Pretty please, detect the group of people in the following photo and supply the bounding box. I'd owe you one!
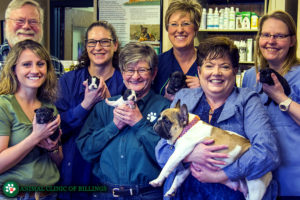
[0,0,299,200]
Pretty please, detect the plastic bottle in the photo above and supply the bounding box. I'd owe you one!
[219,9,224,29]
[247,38,253,62]
[200,8,207,29]
[207,8,214,29]
[229,7,235,29]
[239,40,247,62]
[223,7,229,29]
[213,7,219,29]
[251,12,258,30]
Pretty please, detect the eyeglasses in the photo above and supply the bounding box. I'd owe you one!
[6,18,40,27]
[260,33,292,40]
[85,39,114,47]
[123,68,152,76]
[167,22,193,29]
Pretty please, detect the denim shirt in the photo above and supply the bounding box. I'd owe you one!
[152,48,198,95]
[0,40,64,78]
[155,87,280,200]
[243,66,300,196]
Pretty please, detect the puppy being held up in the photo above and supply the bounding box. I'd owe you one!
[259,68,291,106]
[88,76,100,91]
[35,107,59,141]
[149,100,272,200]
[167,71,187,95]
[105,89,137,109]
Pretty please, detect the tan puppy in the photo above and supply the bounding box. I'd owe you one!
[149,101,272,200]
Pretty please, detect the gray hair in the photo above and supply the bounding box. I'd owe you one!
[119,42,158,74]
[5,0,44,24]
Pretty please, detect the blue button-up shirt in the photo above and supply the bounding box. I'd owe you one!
[55,67,126,200]
[156,87,280,200]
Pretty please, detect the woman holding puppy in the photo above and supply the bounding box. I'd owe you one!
[0,39,62,200]
[242,11,300,197]
[153,0,202,100]
[156,37,280,199]
[55,21,125,200]
[77,42,170,199]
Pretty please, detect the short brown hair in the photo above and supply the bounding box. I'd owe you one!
[165,0,202,31]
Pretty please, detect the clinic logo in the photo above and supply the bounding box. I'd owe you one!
[2,181,19,197]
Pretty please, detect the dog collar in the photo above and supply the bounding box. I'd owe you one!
[175,115,200,143]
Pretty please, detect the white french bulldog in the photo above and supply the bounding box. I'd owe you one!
[149,101,272,200]
[105,89,137,109]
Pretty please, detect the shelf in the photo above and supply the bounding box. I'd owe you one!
[199,29,258,32]
[239,61,254,64]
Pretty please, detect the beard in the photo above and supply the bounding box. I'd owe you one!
[5,27,43,46]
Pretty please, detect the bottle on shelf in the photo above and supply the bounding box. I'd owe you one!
[229,7,235,30]
[223,7,229,29]
[239,40,247,62]
[219,9,224,29]
[247,38,253,62]
[207,8,214,29]
[213,7,219,29]
[200,8,207,30]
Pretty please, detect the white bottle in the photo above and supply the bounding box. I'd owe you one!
[200,8,207,29]
[219,9,224,29]
[247,38,253,62]
[223,7,229,29]
[229,7,235,29]
[207,8,214,30]
[239,40,247,62]
[213,7,219,29]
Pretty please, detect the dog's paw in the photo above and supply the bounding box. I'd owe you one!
[149,179,162,187]
[165,189,176,197]
[147,112,157,122]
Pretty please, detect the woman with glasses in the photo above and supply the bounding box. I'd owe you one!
[55,21,126,200]
[153,0,202,101]
[242,11,300,197]
[77,42,170,200]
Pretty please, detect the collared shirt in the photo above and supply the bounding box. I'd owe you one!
[243,66,300,196]
[77,90,170,187]
[55,67,126,200]
[0,40,64,78]
[155,87,280,200]
[152,48,198,95]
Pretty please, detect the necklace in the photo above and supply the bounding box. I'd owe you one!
[209,108,214,115]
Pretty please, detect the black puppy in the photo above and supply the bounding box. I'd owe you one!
[259,68,291,106]
[88,76,100,90]
[167,71,187,95]
[34,107,59,141]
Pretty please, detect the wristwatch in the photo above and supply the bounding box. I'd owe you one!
[279,98,292,111]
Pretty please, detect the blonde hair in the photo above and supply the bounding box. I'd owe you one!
[0,40,57,103]
[165,0,202,31]
[255,10,299,75]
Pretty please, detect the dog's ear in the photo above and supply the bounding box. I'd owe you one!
[179,104,189,126]
[175,100,181,109]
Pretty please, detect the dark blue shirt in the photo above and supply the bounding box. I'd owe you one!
[153,48,198,95]
[55,67,126,200]
[0,40,64,78]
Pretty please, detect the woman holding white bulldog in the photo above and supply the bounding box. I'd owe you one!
[77,42,170,200]
[155,37,280,200]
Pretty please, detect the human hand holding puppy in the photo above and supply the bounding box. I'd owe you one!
[81,78,111,110]
[113,102,143,129]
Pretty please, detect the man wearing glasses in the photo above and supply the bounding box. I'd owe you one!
[0,0,64,78]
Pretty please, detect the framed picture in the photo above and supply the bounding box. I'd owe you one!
[98,0,162,54]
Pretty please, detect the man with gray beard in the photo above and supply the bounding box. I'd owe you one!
[0,0,64,78]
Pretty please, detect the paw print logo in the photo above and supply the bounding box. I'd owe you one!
[3,181,19,197]
[147,112,157,122]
